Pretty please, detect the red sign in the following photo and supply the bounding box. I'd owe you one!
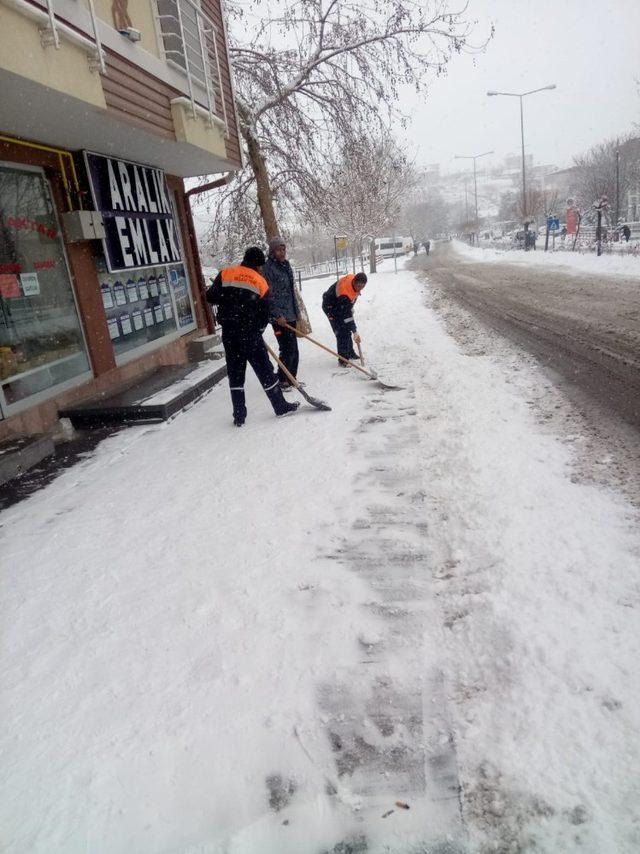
[566,208,578,235]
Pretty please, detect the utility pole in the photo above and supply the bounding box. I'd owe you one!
[455,151,493,245]
[487,85,556,250]
[615,148,620,230]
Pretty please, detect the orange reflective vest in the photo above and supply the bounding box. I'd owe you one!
[336,273,359,303]
[221,265,269,298]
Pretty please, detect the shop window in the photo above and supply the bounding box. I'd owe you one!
[97,258,194,359]
[0,163,90,413]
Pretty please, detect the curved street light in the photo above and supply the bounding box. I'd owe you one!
[454,150,494,237]
[487,85,557,245]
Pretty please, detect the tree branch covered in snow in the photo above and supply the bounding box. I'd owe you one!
[198,0,486,256]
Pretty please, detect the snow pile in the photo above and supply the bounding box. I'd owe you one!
[455,239,640,279]
[1,258,639,852]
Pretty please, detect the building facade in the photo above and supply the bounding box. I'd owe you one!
[0,0,241,439]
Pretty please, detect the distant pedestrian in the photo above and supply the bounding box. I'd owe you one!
[622,224,631,242]
[424,240,431,256]
[263,236,299,390]
[322,272,367,364]
[206,247,299,426]
[413,241,418,256]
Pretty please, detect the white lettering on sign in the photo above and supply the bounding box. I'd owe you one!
[133,166,149,213]
[157,220,170,263]
[118,161,135,211]
[142,169,158,213]
[115,217,134,266]
[142,220,160,264]
[108,159,124,210]
[166,219,179,259]
[86,152,184,272]
[129,218,149,266]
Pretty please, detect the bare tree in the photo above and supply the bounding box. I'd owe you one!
[307,132,415,269]
[207,0,484,242]
[573,135,640,221]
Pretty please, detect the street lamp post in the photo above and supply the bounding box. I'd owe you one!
[454,150,494,242]
[487,85,556,249]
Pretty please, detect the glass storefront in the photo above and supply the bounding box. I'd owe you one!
[0,163,90,414]
[97,258,195,360]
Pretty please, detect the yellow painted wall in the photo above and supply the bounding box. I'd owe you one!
[171,101,228,160]
[93,0,160,59]
[0,6,106,108]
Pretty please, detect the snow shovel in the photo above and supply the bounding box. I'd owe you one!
[356,341,365,366]
[282,323,402,390]
[264,342,332,411]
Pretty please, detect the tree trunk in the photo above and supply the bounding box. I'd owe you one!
[369,238,377,274]
[242,126,280,239]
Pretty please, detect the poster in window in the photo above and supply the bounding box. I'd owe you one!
[163,302,173,320]
[132,310,144,331]
[101,282,114,309]
[126,279,138,302]
[148,275,159,297]
[120,313,133,335]
[113,281,127,306]
[158,273,168,295]
[107,317,120,339]
[20,272,40,296]
[154,304,164,323]
[144,307,154,326]
[0,274,21,298]
[137,276,149,300]
[169,266,194,328]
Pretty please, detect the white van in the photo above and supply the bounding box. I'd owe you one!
[374,237,406,258]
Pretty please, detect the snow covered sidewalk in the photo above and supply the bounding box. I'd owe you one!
[1,260,639,852]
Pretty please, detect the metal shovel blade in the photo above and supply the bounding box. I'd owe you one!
[298,386,332,411]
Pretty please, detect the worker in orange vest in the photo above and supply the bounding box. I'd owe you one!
[322,272,367,364]
[206,247,299,426]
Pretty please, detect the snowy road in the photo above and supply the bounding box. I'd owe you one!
[415,242,640,434]
[2,257,640,852]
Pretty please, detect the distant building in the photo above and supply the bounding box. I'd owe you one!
[543,166,579,202]
[504,152,534,173]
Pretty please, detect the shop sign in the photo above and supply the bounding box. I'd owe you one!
[84,152,182,273]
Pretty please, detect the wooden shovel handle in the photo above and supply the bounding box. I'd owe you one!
[282,322,376,380]
[264,341,299,388]
[357,341,364,366]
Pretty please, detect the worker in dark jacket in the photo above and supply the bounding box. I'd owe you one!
[263,235,299,389]
[206,247,299,426]
[322,272,367,364]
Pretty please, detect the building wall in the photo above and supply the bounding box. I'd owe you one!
[102,49,177,138]
[0,5,106,108]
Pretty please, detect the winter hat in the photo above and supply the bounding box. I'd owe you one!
[268,236,286,253]
[242,246,266,269]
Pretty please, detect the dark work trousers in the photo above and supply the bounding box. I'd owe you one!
[222,326,289,420]
[272,321,299,382]
[326,314,357,361]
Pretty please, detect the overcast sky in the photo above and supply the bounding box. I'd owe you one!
[400,0,640,175]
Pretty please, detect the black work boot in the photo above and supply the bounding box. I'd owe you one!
[277,400,300,418]
[266,384,298,416]
[230,389,247,427]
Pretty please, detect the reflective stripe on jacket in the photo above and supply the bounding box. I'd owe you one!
[221,265,269,298]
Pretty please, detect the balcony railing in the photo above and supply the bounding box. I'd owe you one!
[154,0,228,135]
[1,0,106,72]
